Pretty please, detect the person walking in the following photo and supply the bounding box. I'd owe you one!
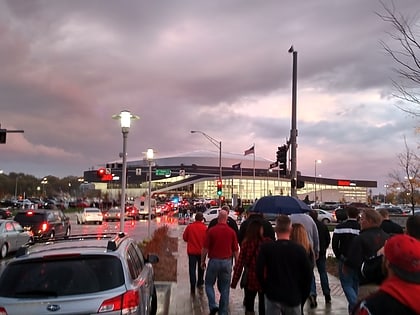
[353,234,420,315]
[290,212,319,309]
[182,211,207,295]
[331,206,361,314]
[378,208,404,235]
[201,209,239,315]
[290,223,315,312]
[256,215,313,315]
[308,210,332,306]
[231,220,271,315]
[346,209,389,301]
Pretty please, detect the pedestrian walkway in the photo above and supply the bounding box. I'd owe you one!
[168,224,350,315]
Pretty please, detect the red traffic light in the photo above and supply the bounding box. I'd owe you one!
[97,168,106,178]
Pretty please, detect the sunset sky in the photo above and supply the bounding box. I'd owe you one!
[1,0,419,194]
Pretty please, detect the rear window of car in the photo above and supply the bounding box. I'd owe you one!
[0,255,124,297]
[86,209,101,213]
[14,212,45,224]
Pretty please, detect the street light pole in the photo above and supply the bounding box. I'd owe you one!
[190,130,222,207]
[146,149,154,239]
[113,110,139,233]
[314,160,321,202]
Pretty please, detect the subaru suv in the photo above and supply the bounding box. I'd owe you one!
[0,233,159,315]
[13,209,71,241]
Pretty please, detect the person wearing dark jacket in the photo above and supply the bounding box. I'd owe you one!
[256,215,312,314]
[308,210,331,307]
[378,208,403,235]
[332,206,361,314]
[238,212,275,245]
[353,234,420,315]
[346,209,389,302]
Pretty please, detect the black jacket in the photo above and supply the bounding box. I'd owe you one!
[332,219,360,260]
[314,219,330,257]
[380,219,404,235]
[345,227,389,285]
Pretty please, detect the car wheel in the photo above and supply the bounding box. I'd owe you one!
[150,286,157,315]
[322,218,330,224]
[99,221,103,225]
[0,243,8,259]
[49,231,55,239]
[76,217,80,224]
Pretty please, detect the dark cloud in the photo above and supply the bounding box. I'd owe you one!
[0,0,418,195]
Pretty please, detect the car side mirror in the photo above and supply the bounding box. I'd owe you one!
[146,253,159,264]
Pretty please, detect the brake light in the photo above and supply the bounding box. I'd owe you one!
[98,290,140,313]
[27,211,34,215]
[41,222,48,232]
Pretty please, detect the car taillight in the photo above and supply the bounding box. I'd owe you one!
[41,222,48,232]
[98,290,140,313]
[0,307,8,315]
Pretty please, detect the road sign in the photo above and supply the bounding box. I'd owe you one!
[179,169,185,176]
[136,168,142,176]
[155,169,171,176]
[269,161,278,169]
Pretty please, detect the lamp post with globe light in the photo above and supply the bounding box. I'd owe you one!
[112,110,139,233]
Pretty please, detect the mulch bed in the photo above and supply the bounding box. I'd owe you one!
[139,225,178,281]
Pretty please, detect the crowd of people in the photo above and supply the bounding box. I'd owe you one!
[182,204,420,315]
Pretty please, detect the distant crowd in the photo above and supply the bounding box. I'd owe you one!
[182,205,420,315]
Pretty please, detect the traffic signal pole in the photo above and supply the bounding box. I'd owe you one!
[289,46,298,197]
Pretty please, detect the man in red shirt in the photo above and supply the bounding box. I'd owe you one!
[201,207,239,315]
[183,211,207,295]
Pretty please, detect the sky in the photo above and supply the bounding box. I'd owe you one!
[0,0,419,194]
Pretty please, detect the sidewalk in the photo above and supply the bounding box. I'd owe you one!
[168,224,350,315]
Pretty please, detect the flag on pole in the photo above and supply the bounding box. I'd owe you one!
[232,162,241,170]
[244,145,255,156]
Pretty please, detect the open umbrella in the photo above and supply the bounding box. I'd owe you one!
[249,195,311,215]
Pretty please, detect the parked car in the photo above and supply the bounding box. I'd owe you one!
[316,209,336,224]
[103,207,122,222]
[14,209,71,241]
[202,207,238,222]
[0,220,33,259]
[0,208,12,219]
[0,233,159,315]
[76,207,103,225]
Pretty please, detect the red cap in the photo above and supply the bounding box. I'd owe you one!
[384,234,420,283]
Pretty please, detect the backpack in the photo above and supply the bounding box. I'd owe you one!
[360,254,386,285]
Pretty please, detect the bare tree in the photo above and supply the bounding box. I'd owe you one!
[389,137,420,213]
[377,1,420,117]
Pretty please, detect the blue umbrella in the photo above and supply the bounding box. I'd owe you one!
[249,195,311,215]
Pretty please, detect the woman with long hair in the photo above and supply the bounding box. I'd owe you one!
[290,222,315,313]
[231,219,271,315]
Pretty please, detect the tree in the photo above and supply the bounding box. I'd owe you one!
[378,1,420,117]
[388,137,420,213]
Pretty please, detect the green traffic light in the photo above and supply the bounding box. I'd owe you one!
[217,190,222,196]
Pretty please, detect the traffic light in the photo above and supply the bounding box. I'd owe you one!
[216,179,222,196]
[0,129,6,144]
[276,145,288,176]
[97,168,112,181]
[97,168,106,179]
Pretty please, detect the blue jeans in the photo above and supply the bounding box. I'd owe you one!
[205,258,232,315]
[188,254,204,289]
[311,255,331,297]
[338,260,359,314]
[265,296,301,315]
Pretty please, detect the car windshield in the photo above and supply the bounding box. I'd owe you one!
[0,255,124,297]
[86,209,100,213]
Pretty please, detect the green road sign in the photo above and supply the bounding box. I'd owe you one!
[155,169,171,176]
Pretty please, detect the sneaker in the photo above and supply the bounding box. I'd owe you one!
[325,294,331,304]
[209,307,219,315]
[309,295,317,308]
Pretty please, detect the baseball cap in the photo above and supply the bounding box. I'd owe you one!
[384,234,420,284]
[195,212,204,221]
